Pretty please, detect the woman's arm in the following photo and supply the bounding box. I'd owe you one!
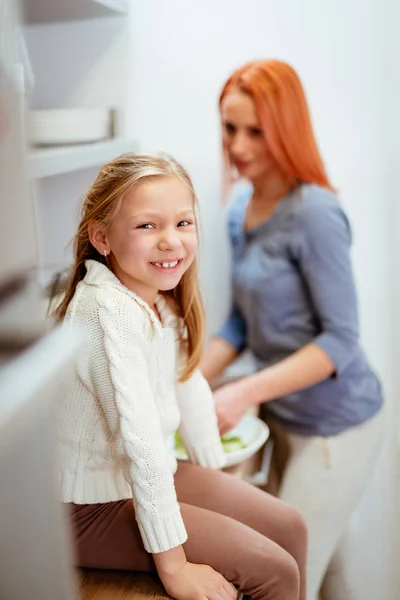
[202,189,249,385]
[249,342,335,403]
[214,343,334,433]
[201,302,247,384]
[200,337,239,384]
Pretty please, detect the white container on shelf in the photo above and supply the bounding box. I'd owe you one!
[29,108,111,146]
[24,0,130,24]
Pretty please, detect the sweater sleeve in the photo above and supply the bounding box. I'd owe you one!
[176,367,226,470]
[95,288,187,553]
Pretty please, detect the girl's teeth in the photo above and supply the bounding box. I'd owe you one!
[153,261,179,268]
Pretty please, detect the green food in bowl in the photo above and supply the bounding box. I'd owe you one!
[220,434,247,453]
[174,432,246,455]
[174,432,186,454]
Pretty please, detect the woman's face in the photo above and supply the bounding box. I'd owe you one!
[221,90,278,183]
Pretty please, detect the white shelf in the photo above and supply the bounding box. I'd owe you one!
[24,0,129,24]
[29,138,137,179]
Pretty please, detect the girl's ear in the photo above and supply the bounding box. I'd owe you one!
[88,220,109,257]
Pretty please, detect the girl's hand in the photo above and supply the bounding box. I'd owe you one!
[160,561,237,600]
[213,382,250,435]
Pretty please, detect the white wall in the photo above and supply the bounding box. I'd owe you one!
[127,1,396,598]
[383,0,400,591]
[385,0,400,423]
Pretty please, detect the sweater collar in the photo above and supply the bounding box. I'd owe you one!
[84,260,177,331]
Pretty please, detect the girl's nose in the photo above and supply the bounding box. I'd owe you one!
[158,229,181,251]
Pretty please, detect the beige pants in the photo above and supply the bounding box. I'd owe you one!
[68,462,307,599]
[265,410,384,600]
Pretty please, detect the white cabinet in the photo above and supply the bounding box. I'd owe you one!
[0,0,39,281]
[0,308,81,599]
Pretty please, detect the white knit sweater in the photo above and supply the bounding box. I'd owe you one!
[58,260,226,553]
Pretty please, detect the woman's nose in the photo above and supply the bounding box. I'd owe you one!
[231,131,249,156]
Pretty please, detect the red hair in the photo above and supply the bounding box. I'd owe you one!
[220,60,334,191]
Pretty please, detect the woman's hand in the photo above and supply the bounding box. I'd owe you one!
[159,561,236,600]
[213,382,250,435]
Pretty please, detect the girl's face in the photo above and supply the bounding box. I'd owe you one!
[221,90,279,183]
[105,176,197,305]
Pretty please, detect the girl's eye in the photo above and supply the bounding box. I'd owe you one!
[178,220,191,227]
[137,223,154,229]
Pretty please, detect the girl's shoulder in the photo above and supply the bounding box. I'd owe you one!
[66,260,161,337]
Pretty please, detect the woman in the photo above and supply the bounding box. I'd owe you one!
[201,60,384,600]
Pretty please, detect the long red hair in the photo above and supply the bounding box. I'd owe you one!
[220,59,334,191]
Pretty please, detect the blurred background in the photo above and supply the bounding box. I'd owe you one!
[1,1,399,598]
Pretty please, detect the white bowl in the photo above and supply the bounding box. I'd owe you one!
[29,108,111,146]
[175,415,270,468]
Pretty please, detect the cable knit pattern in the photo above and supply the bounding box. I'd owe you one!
[58,259,226,553]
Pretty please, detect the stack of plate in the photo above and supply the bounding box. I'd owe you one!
[29,108,111,146]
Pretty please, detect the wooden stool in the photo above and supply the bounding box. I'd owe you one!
[77,568,173,599]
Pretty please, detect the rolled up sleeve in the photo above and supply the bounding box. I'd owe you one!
[296,192,359,376]
[216,301,247,352]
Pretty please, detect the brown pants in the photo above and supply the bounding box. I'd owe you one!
[68,462,307,600]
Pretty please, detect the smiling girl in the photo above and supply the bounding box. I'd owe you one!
[55,153,306,600]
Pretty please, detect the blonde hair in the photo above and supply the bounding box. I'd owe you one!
[55,153,204,381]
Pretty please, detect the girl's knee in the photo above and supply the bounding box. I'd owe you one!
[290,506,308,544]
[271,550,300,599]
[247,542,300,599]
[283,505,308,556]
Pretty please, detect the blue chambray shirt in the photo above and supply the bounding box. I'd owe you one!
[216,183,383,436]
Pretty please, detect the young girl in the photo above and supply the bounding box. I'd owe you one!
[55,153,307,600]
